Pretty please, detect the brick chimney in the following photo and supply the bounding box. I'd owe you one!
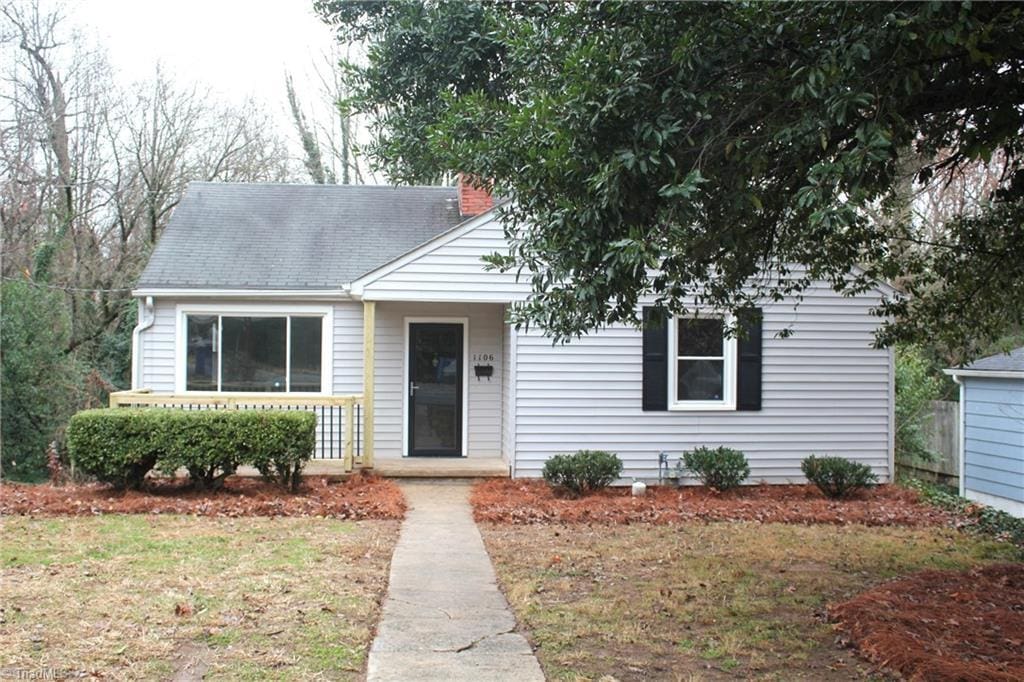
[457,173,494,217]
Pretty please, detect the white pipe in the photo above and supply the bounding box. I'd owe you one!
[130,296,155,390]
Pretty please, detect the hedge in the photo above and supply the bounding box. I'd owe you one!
[679,446,750,491]
[65,409,166,490]
[67,408,316,491]
[542,450,623,497]
[801,455,878,499]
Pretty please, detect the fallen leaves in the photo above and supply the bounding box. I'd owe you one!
[0,473,406,520]
[830,563,1024,681]
[471,479,955,528]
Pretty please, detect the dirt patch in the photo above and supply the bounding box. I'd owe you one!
[830,562,1024,681]
[169,641,211,682]
[472,479,953,527]
[0,473,405,520]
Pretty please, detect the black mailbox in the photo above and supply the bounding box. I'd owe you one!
[474,364,494,379]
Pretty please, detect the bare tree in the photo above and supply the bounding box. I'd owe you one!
[1,0,296,385]
[284,45,377,185]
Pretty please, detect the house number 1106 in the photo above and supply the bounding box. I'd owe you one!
[473,353,495,362]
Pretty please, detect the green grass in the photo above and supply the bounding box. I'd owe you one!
[482,522,1021,681]
[2,515,400,680]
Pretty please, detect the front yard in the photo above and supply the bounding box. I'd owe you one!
[476,481,1023,681]
[1,514,400,680]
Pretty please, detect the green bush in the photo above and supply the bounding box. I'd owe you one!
[239,412,316,492]
[680,446,749,490]
[66,409,165,489]
[895,345,944,465]
[801,455,878,499]
[542,450,623,496]
[1,280,83,481]
[156,411,248,489]
[67,408,316,491]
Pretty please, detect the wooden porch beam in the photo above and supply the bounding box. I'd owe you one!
[362,300,376,468]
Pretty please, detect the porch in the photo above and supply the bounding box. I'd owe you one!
[120,295,514,476]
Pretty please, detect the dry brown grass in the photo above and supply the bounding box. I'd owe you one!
[1,515,400,680]
[481,522,1022,681]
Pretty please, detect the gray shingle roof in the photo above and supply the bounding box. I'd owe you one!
[962,346,1024,373]
[137,182,464,290]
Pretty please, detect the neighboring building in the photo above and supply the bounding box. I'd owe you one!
[946,348,1024,517]
[124,179,897,482]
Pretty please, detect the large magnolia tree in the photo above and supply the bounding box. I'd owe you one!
[318,0,1023,357]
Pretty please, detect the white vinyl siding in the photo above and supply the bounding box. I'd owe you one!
[371,301,504,459]
[511,283,893,483]
[360,218,530,302]
[332,302,364,395]
[140,300,177,391]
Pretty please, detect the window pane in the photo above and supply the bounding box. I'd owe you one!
[677,359,724,401]
[290,317,323,392]
[221,317,286,392]
[678,318,723,357]
[186,315,217,391]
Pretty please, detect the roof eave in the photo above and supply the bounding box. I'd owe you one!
[943,368,1024,380]
[132,287,352,300]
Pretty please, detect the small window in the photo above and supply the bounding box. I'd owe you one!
[184,314,324,393]
[671,315,736,409]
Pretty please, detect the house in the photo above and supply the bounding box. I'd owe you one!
[123,178,896,482]
[945,348,1024,517]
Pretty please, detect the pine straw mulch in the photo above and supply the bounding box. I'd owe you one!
[0,473,405,520]
[472,479,955,527]
[829,562,1024,681]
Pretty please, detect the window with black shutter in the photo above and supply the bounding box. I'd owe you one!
[641,307,762,412]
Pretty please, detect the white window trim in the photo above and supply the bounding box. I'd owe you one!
[402,316,470,458]
[667,313,737,411]
[174,303,334,395]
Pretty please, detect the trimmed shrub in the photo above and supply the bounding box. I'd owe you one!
[542,450,623,497]
[67,408,316,491]
[801,455,878,499]
[67,409,165,489]
[156,411,248,490]
[680,446,750,490]
[241,411,316,492]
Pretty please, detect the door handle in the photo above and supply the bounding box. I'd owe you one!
[409,382,419,397]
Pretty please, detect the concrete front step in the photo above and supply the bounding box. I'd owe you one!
[372,457,510,479]
[231,456,510,480]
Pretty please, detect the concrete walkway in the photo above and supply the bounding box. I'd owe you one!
[366,481,545,681]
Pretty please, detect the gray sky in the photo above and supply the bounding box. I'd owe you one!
[75,0,337,108]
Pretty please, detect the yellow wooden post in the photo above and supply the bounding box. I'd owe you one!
[343,398,355,472]
[362,300,376,468]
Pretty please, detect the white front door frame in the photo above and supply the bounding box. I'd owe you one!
[402,316,470,457]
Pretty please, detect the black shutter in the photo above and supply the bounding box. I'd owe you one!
[642,306,669,411]
[736,307,763,411]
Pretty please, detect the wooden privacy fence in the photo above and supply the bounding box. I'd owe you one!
[109,389,365,472]
[896,400,960,484]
